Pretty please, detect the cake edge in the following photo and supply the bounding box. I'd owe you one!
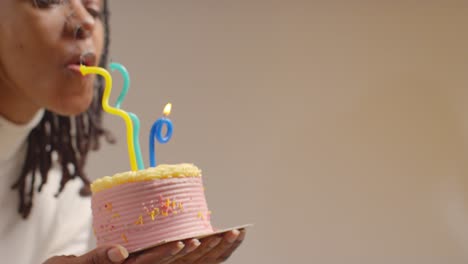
[91,163,202,193]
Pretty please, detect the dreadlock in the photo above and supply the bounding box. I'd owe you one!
[12,0,113,219]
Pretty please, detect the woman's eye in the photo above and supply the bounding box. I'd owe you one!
[34,0,63,8]
[33,0,102,19]
[86,7,103,19]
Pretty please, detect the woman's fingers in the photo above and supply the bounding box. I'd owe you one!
[43,245,129,264]
[171,235,223,264]
[125,241,185,264]
[160,239,201,264]
[193,230,242,264]
[216,229,246,262]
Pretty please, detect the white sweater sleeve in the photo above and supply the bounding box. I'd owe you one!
[40,172,94,261]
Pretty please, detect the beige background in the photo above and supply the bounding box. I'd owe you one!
[87,1,468,263]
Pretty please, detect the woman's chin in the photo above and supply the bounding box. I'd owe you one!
[50,97,94,116]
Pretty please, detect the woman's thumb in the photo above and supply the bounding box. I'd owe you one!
[73,245,129,264]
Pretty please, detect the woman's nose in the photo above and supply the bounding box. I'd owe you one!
[65,1,95,39]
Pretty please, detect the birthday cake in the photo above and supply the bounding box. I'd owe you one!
[82,63,247,254]
[90,163,214,253]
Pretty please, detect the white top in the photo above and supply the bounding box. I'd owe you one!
[0,110,93,264]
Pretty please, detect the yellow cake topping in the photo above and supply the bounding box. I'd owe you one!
[91,163,202,193]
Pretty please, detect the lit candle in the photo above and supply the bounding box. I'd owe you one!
[80,65,138,171]
[109,62,144,170]
[149,103,173,167]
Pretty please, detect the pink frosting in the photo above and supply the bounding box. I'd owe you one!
[91,177,213,252]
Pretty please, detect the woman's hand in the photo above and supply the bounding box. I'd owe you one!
[43,229,246,264]
[129,229,246,264]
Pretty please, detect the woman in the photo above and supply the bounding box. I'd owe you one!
[0,0,245,263]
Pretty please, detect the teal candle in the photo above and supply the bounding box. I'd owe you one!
[109,62,144,170]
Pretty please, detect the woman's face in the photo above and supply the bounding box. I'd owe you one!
[0,0,104,122]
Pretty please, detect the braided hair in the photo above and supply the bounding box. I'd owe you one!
[12,0,113,219]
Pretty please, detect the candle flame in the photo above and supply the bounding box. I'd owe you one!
[163,103,172,116]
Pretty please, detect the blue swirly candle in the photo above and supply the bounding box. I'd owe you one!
[149,103,173,167]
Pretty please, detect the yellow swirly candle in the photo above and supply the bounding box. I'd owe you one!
[79,65,138,171]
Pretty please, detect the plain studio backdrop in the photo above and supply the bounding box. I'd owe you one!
[86,1,468,263]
